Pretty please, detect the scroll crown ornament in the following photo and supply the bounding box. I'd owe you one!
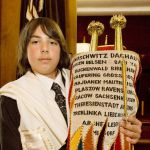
[87,20,104,36]
[110,14,127,29]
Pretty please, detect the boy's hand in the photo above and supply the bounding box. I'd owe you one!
[120,116,142,144]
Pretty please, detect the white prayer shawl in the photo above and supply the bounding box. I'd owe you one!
[0,69,70,150]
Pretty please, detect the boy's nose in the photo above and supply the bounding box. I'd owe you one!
[41,49,48,53]
[41,43,49,53]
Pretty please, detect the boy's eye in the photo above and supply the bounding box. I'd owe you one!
[32,41,38,44]
[49,39,58,45]
[50,41,57,45]
[30,39,39,44]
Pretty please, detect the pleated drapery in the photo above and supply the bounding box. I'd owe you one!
[20,0,66,36]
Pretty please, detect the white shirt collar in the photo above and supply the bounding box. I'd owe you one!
[35,70,65,93]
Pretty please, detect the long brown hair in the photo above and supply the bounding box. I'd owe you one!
[17,17,70,76]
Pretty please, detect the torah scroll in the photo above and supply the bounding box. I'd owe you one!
[68,50,141,150]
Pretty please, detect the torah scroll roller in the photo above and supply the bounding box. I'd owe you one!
[110,15,128,118]
[87,20,104,51]
[110,14,126,51]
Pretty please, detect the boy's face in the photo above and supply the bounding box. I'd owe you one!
[27,26,60,79]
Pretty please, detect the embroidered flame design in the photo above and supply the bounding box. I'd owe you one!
[83,125,94,150]
[70,126,83,150]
